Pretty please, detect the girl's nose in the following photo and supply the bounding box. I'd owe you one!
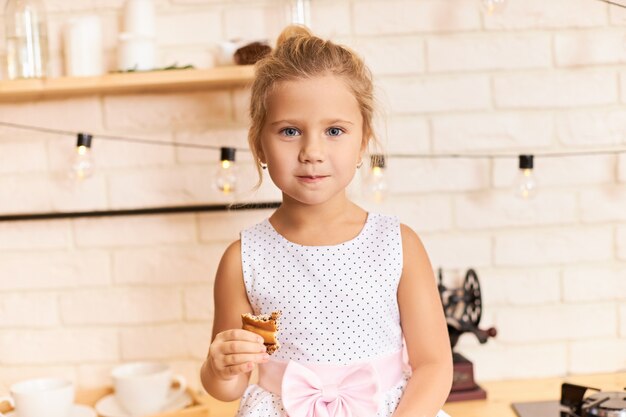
[299,137,325,164]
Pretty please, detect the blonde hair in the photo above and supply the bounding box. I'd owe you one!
[248,25,378,187]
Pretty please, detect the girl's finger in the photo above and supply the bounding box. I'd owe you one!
[218,329,265,344]
[222,352,270,367]
[223,361,256,377]
[220,340,267,355]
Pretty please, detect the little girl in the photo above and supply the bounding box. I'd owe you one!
[201,25,453,417]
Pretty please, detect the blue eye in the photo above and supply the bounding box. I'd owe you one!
[327,127,344,137]
[281,127,300,137]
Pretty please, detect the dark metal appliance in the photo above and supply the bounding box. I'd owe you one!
[438,268,497,401]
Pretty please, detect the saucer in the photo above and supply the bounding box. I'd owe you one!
[95,392,192,417]
[5,404,96,417]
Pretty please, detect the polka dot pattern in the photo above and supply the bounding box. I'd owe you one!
[237,213,452,417]
[241,213,404,364]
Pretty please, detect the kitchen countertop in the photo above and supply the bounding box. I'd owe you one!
[442,372,626,417]
[74,372,626,417]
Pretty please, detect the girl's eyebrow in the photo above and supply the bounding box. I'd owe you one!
[270,119,354,126]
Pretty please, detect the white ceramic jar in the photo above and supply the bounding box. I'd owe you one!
[63,15,104,77]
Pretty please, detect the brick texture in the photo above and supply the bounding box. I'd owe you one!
[0,0,625,390]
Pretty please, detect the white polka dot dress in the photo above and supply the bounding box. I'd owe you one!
[236,213,451,417]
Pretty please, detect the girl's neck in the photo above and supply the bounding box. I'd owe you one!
[269,195,368,247]
[272,193,363,230]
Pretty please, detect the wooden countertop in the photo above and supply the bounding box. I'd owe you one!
[443,372,626,417]
[72,372,626,417]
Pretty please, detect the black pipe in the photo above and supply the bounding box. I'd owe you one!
[0,202,281,222]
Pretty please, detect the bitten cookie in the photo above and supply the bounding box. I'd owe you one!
[241,311,281,355]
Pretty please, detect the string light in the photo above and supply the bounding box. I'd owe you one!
[481,0,507,15]
[3,121,626,204]
[215,147,238,195]
[516,154,537,200]
[68,133,94,180]
[363,154,389,203]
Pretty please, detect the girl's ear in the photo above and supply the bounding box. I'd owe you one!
[360,135,369,156]
[257,149,267,164]
[257,146,267,165]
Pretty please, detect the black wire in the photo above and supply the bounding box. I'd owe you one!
[387,147,626,159]
[387,153,506,159]
[0,120,75,136]
[3,120,626,159]
[0,120,251,152]
[95,132,248,151]
[595,0,626,8]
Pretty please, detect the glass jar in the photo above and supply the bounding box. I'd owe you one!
[4,0,49,79]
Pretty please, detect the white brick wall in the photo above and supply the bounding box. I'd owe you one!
[494,227,613,266]
[482,0,607,30]
[455,190,577,229]
[59,288,184,324]
[427,34,552,72]
[353,0,481,35]
[113,244,224,284]
[562,265,626,302]
[478,268,561,306]
[351,36,426,76]
[102,91,233,131]
[460,342,568,380]
[379,75,491,113]
[569,339,626,374]
[432,112,554,152]
[555,30,626,67]
[0,0,625,394]
[493,71,618,109]
[555,109,626,146]
[0,329,119,364]
[494,303,617,343]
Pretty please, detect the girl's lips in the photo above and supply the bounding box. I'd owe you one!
[297,175,329,183]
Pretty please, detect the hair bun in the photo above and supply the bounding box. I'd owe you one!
[276,24,313,48]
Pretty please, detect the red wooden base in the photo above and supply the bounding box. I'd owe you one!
[446,352,488,402]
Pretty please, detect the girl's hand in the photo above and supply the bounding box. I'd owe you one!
[207,329,270,381]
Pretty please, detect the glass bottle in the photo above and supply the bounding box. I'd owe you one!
[4,0,49,79]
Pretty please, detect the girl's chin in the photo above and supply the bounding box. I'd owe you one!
[282,190,348,207]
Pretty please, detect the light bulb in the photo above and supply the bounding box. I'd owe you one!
[68,133,94,180]
[516,154,537,200]
[481,0,506,16]
[363,154,389,203]
[215,147,238,195]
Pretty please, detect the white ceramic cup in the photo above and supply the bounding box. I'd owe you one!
[112,362,187,416]
[0,378,74,417]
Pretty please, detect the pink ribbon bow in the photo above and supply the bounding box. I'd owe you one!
[281,360,380,417]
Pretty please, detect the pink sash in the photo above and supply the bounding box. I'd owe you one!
[258,350,406,417]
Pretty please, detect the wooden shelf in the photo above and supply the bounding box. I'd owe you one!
[0,65,255,102]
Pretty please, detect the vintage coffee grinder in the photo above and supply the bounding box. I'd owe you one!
[438,268,497,401]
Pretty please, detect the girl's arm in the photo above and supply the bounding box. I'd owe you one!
[200,240,268,402]
[393,224,453,417]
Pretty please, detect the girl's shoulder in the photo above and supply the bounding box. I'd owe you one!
[367,213,424,249]
[366,212,402,232]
